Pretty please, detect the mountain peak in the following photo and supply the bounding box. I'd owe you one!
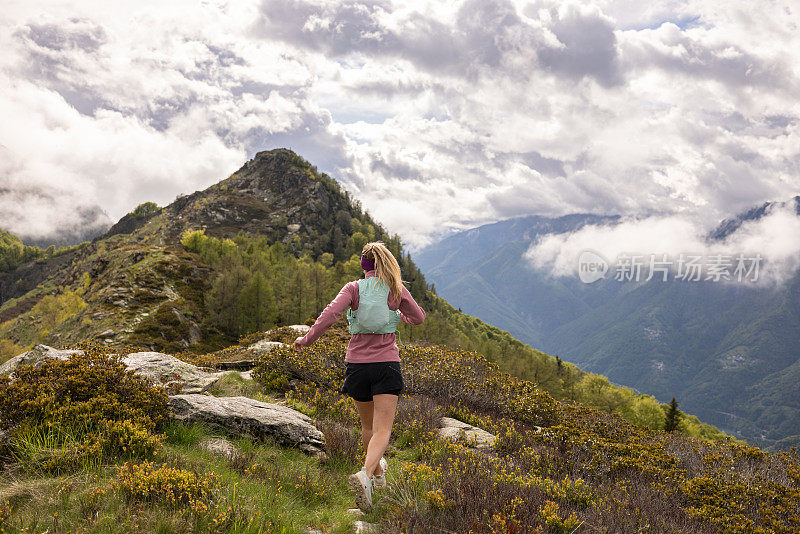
[222,148,317,195]
[133,148,356,245]
[709,195,800,241]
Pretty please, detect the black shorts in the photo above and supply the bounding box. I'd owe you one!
[340,361,404,402]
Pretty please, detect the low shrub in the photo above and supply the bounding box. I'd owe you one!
[0,341,168,472]
[116,460,217,514]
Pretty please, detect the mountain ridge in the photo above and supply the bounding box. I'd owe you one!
[0,148,730,444]
[416,200,800,449]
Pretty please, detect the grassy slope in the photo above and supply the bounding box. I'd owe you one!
[4,325,795,533]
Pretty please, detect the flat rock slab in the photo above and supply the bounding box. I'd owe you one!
[438,416,497,449]
[0,345,220,395]
[122,352,221,394]
[239,369,254,380]
[167,394,325,455]
[0,345,84,375]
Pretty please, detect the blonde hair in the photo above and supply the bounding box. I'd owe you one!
[362,241,404,304]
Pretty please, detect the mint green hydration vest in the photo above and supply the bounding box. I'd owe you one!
[346,278,402,335]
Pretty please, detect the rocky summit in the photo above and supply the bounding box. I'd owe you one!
[0,149,368,353]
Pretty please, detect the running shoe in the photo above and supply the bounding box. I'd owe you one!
[348,466,373,511]
[373,457,388,489]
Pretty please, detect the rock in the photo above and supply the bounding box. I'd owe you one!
[122,352,221,394]
[353,521,379,534]
[247,340,285,353]
[239,369,253,380]
[97,329,115,338]
[286,324,310,334]
[167,394,325,454]
[0,345,84,375]
[346,509,364,517]
[438,417,497,449]
[198,437,242,462]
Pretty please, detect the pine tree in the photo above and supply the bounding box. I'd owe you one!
[205,265,251,335]
[239,272,277,333]
[664,396,682,432]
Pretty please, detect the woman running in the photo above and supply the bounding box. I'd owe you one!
[293,241,426,511]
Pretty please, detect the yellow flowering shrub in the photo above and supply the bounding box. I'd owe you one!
[0,341,167,473]
[539,500,580,533]
[116,460,217,514]
[248,327,800,533]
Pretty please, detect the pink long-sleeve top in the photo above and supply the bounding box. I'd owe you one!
[296,269,426,363]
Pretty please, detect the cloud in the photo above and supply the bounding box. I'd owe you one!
[524,202,800,285]
[0,0,798,250]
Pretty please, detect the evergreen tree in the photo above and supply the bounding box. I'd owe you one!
[205,265,251,335]
[664,396,682,432]
[238,272,278,332]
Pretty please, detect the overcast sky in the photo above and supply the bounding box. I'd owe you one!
[1,0,798,250]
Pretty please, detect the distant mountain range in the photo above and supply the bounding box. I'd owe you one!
[416,197,800,449]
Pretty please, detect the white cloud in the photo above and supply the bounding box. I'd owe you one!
[0,0,798,250]
[524,202,800,285]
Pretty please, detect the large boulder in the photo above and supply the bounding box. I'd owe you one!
[0,345,220,394]
[167,394,325,455]
[438,417,497,450]
[0,345,84,375]
[122,352,221,394]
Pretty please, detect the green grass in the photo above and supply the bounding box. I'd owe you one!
[0,421,373,533]
[208,373,264,399]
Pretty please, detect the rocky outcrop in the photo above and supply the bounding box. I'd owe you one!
[167,394,325,455]
[0,345,84,375]
[122,352,220,394]
[438,417,497,450]
[0,345,220,394]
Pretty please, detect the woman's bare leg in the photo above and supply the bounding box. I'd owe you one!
[364,393,398,478]
[353,399,374,451]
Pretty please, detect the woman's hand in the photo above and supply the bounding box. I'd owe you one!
[293,337,304,352]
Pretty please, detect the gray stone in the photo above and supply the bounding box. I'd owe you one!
[438,417,497,449]
[122,352,221,394]
[0,345,84,375]
[167,394,325,454]
[353,521,379,534]
[286,324,310,334]
[198,437,242,462]
[247,340,285,353]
